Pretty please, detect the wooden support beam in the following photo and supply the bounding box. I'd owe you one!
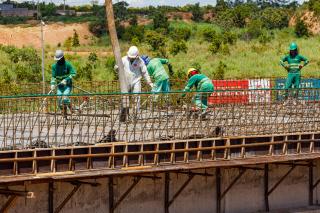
[267,165,296,196]
[264,164,269,212]
[221,168,246,199]
[175,171,214,177]
[111,177,141,212]
[168,174,195,206]
[109,177,114,213]
[48,182,54,213]
[0,195,17,213]
[164,173,169,213]
[54,183,81,213]
[309,161,314,205]
[0,189,33,197]
[216,168,221,213]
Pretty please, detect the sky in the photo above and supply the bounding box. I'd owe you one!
[9,0,308,7]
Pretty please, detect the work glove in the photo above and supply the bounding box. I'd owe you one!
[299,65,304,70]
[149,83,154,89]
[114,65,119,71]
[61,79,67,86]
[50,85,55,91]
[285,66,290,71]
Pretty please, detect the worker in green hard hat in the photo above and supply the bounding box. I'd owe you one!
[50,50,77,116]
[181,68,214,118]
[280,42,309,103]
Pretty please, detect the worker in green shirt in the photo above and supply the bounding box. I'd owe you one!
[50,50,77,115]
[280,42,309,101]
[181,68,214,117]
[141,55,172,94]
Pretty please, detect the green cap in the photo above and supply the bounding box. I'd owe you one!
[289,42,298,51]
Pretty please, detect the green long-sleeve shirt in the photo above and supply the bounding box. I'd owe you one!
[280,54,309,73]
[51,61,76,86]
[183,74,214,96]
[146,58,169,82]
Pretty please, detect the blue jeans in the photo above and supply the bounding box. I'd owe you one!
[57,85,72,108]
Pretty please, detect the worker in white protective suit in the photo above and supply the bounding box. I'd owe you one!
[115,46,153,122]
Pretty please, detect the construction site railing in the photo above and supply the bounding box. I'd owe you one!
[0,88,319,150]
[2,77,314,96]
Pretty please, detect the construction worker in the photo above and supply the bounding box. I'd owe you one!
[115,46,153,121]
[50,50,76,116]
[280,42,309,103]
[181,68,214,118]
[141,55,172,94]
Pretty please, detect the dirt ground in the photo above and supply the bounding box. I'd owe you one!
[289,11,320,35]
[0,22,93,49]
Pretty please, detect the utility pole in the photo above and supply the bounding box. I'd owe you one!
[63,0,65,12]
[105,0,127,93]
[40,20,45,94]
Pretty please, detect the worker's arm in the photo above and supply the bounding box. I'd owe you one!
[159,58,169,64]
[141,64,153,86]
[300,55,309,67]
[50,65,57,86]
[65,62,77,81]
[181,77,196,97]
[280,56,288,68]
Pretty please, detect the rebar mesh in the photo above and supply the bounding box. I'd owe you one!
[0,88,319,150]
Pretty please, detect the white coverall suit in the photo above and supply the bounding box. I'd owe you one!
[120,56,152,111]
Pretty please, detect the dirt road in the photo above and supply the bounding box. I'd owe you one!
[0,22,93,48]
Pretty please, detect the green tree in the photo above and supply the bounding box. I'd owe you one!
[191,3,204,22]
[153,12,169,32]
[260,8,289,29]
[129,15,138,26]
[295,19,309,38]
[64,37,73,50]
[72,30,80,47]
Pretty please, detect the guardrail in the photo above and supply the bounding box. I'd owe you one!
[0,89,319,150]
[0,132,318,177]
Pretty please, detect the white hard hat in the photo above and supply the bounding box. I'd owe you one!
[127,46,139,59]
[54,50,64,61]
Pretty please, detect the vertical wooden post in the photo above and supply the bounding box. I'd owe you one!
[264,164,269,212]
[105,0,128,93]
[309,161,314,206]
[164,173,170,213]
[109,177,114,213]
[48,182,54,213]
[216,167,221,213]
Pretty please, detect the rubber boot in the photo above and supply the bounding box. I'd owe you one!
[120,107,129,122]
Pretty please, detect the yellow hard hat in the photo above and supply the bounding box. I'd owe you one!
[187,68,197,76]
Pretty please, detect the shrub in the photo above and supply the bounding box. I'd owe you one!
[64,37,73,50]
[244,19,264,40]
[72,30,80,47]
[222,31,237,45]
[170,27,192,41]
[202,27,218,42]
[153,12,169,32]
[214,61,226,80]
[295,19,309,38]
[145,31,167,51]
[208,37,222,54]
[123,26,145,42]
[105,56,117,80]
[169,41,188,56]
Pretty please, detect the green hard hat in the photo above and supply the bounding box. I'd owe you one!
[289,42,298,51]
